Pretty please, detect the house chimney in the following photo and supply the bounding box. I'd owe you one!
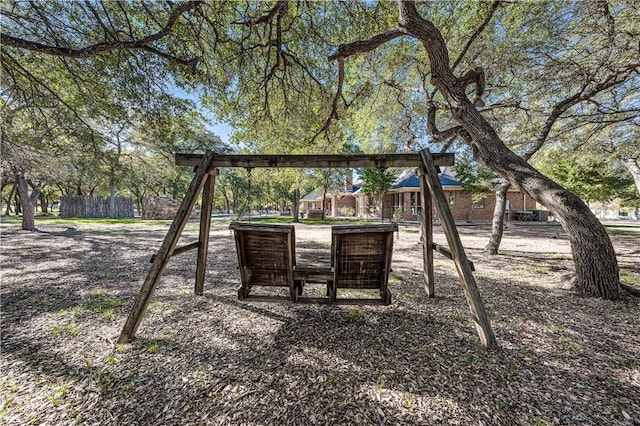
[345,170,353,192]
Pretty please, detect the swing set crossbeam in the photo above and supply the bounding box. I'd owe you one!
[175,153,454,169]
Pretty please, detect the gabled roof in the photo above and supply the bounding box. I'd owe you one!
[302,172,461,201]
[301,190,322,201]
[390,171,461,190]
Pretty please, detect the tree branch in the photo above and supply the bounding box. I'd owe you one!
[0,1,202,63]
[235,1,287,26]
[328,27,406,61]
[311,57,344,144]
[427,102,466,148]
[451,0,502,71]
[458,67,486,106]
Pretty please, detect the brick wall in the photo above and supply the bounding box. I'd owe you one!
[333,195,356,216]
[390,188,537,223]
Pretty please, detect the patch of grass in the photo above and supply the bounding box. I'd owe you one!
[65,322,81,336]
[390,274,404,282]
[48,383,70,406]
[347,308,365,321]
[147,341,159,353]
[558,336,581,353]
[82,294,124,313]
[605,225,640,235]
[50,320,81,337]
[533,266,549,274]
[93,370,117,395]
[620,269,640,286]
[83,295,124,320]
[107,353,116,365]
[531,417,551,426]
[30,217,142,225]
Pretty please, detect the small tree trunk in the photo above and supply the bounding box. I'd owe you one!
[467,204,475,223]
[485,181,510,254]
[5,184,16,215]
[15,172,36,231]
[109,168,117,218]
[321,190,328,220]
[14,190,22,214]
[292,188,300,223]
[39,193,48,214]
[222,192,230,214]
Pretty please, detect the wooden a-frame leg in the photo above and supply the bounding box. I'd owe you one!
[418,170,435,298]
[419,148,497,349]
[195,170,216,295]
[118,151,216,344]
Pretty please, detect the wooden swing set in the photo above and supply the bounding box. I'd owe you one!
[117,149,497,348]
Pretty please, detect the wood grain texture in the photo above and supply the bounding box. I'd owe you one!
[175,153,454,169]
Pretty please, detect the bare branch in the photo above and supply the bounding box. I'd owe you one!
[235,1,287,26]
[458,67,486,106]
[311,57,344,144]
[452,0,502,70]
[0,1,202,63]
[328,27,406,61]
[427,102,465,146]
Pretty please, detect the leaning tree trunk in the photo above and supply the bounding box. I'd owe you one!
[398,1,619,299]
[15,172,36,231]
[485,180,511,254]
[622,157,640,198]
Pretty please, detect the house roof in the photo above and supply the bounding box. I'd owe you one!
[390,171,461,190]
[302,172,461,200]
[301,190,322,201]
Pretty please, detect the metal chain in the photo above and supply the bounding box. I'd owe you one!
[246,167,253,221]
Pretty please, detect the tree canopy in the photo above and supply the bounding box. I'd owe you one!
[2,0,638,299]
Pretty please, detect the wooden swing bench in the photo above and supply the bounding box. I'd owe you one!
[230,222,397,305]
[118,150,497,348]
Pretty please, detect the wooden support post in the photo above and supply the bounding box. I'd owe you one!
[418,170,435,297]
[419,149,497,349]
[118,151,216,344]
[195,170,216,295]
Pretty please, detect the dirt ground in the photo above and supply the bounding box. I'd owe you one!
[1,219,639,425]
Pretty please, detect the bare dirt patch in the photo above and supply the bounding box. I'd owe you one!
[1,220,639,425]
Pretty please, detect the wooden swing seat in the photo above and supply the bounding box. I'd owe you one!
[330,224,397,305]
[230,222,300,302]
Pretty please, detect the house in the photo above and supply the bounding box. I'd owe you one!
[300,172,359,217]
[300,169,542,223]
[386,169,540,222]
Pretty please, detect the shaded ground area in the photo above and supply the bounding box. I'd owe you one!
[1,220,639,425]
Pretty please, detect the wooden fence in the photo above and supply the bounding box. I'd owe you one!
[60,195,134,218]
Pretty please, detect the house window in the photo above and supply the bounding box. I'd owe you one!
[473,198,485,209]
[410,192,421,215]
[393,193,404,213]
[448,192,456,205]
[357,196,365,216]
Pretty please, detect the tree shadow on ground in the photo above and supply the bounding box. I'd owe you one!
[2,223,639,425]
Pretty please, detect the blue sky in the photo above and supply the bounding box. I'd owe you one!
[171,82,234,144]
[208,121,234,144]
